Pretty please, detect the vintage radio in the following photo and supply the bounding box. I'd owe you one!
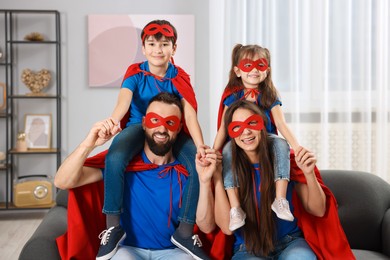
[13,175,53,207]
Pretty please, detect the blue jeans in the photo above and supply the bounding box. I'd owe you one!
[103,124,199,225]
[112,245,193,260]
[267,134,290,181]
[223,134,290,189]
[232,231,316,260]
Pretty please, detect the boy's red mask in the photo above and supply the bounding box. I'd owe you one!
[144,112,181,132]
[237,58,269,72]
[142,23,176,42]
[228,114,264,138]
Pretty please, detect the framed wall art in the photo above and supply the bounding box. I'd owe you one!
[24,114,52,149]
[88,14,195,88]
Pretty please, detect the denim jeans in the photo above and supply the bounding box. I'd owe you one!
[112,245,193,260]
[267,133,290,181]
[232,231,316,260]
[222,134,290,189]
[103,125,199,225]
[103,124,144,214]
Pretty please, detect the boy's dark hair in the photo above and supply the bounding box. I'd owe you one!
[141,20,177,45]
[148,92,183,114]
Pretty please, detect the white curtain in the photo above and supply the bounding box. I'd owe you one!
[209,0,390,183]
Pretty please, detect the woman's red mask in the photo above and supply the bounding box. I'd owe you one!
[142,23,176,42]
[228,114,265,138]
[144,112,181,132]
[237,58,269,72]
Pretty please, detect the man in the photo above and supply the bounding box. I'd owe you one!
[54,92,217,260]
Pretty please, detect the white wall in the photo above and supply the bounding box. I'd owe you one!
[1,0,211,159]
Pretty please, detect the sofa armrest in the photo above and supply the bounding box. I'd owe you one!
[19,206,67,260]
[383,208,390,257]
[55,189,68,208]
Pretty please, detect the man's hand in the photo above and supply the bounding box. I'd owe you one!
[294,146,317,176]
[97,117,121,138]
[81,119,120,149]
[196,148,222,184]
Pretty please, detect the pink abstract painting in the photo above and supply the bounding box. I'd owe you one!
[88,15,195,87]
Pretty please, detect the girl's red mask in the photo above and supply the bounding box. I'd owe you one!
[237,58,269,72]
[228,114,264,138]
[142,23,176,42]
[144,112,181,132]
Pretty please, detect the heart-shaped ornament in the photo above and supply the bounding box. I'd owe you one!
[21,69,51,95]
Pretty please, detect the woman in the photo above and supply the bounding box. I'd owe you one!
[214,100,327,259]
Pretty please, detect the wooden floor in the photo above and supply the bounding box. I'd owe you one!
[0,211,46,260]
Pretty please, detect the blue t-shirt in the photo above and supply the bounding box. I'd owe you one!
[103,151,188,249]
[122,61,183,126]
[233,164,300,249]
[224,90,281,134]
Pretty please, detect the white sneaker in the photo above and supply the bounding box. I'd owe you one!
[229,207,246,231]
[271,198,294,221]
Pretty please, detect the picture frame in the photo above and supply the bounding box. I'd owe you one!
[0,82,5,111]
[24,114,51,149]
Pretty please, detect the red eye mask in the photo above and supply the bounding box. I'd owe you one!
[228,114,265,138]
[237,58,269,72]
[142,23,176,42]
[144,112,181,132]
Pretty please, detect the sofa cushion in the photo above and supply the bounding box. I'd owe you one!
[55,189,68,208]
[322,170,390,253]
[19,206,67,260]
[352,249,390,260]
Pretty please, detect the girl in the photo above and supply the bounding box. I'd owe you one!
[213,44,301,231]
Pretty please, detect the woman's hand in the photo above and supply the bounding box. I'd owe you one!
[294,146,317,176]
[196,148,222,184]
[196,144,212,167]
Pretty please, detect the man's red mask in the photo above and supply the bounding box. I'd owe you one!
[144,112,181,132]
[228,114,265,138]
[142,23,176,42]
[237,58,269,72]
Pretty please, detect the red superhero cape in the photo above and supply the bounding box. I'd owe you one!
[289,150,355,260]
[121,62,197,134]
[217,86,242,130]
[56,152,233,260]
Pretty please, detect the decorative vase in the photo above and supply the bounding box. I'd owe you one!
[16,132,28,152]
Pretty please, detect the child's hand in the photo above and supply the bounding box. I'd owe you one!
[197,144,211,167]
[196,148,222,183]
[98,117,121,139]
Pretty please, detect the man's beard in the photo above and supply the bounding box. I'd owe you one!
[145,132,176,156]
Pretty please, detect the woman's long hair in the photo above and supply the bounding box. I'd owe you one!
[226,44,280,110]
[224,100,276,256]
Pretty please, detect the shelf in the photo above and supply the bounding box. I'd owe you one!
[9,94,60,99]
[9,148,59,154]
[8,40,59,45]
[0,9,61,211]
[0,164,9,171]
[0,201,55,210]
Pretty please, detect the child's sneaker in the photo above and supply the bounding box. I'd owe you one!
[271,198,294,221]
[96,225,126,260]
[229,207,246,231]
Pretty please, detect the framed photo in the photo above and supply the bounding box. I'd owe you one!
[24,114,51,149]
[0,82,5,111]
